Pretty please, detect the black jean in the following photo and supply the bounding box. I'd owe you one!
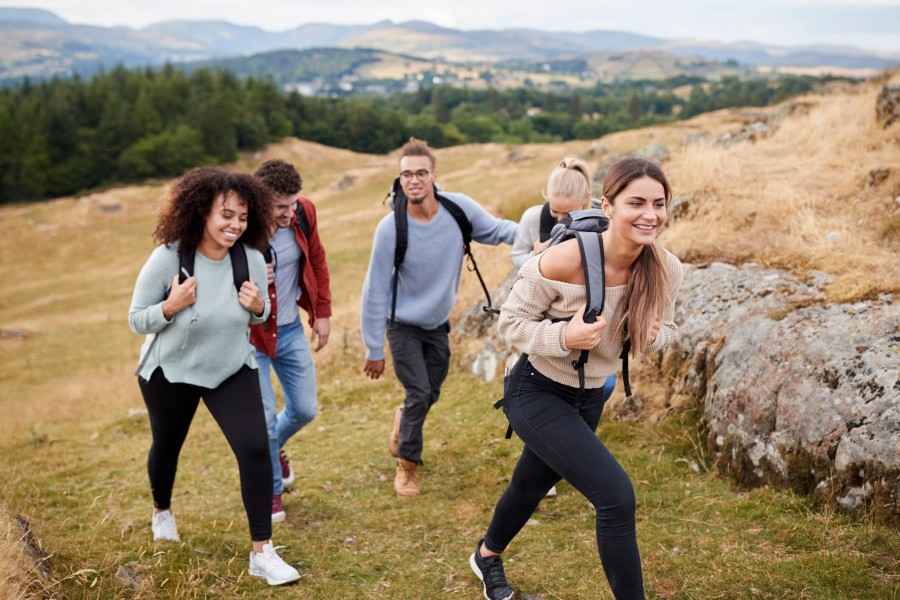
[386,321,451,464]
[484,355,644,600]
[138,366,273,542]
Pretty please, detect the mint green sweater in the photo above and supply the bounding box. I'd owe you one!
[128,243,270,388]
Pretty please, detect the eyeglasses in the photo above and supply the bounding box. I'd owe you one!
[399,169,431,181]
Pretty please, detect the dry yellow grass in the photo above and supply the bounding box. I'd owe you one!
[662,82,900,301]
[0,507,45,600]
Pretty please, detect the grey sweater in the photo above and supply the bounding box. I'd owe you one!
[128,243,270,388]
[360,191,517,360]
[510,204,544,269]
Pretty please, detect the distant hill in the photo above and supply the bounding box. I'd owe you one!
[0,6,66,25]
[0,10,895,83]
[179,46,745,95]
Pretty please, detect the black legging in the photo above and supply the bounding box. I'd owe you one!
[138,366,273,542]
[484,355,644,600]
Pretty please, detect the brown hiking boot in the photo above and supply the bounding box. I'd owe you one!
[388,406,402,458]
[394,458,420,496]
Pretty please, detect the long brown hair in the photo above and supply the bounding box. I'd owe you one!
[153,167,273,256]
[602,157,672,354]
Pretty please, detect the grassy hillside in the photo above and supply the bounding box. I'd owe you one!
[0,75,898,598]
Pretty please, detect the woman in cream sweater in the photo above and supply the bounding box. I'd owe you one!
[469,157,683,600]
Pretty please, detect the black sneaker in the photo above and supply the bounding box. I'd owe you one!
[469,539,515,600]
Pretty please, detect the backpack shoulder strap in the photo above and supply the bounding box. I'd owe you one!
[573,231,605,321]
[294,199,311,239]
[178,248,195,284]
[539,202,555,242]
[229,243,249,292]
[435,193,472,247]
[390,178,408,323]
[436,192,499,315]
[571,231,605,391]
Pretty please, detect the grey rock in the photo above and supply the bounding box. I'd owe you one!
[663,263,900,514]
[683,132,708,145]
[635,143,670,163]
[14,515,51,580]
[97,202,122,213]
[876,85,900,129]
[116,562,146,592]
[867,167,891,189]
[335,174,356,191]
[669,196,690,221]
[0,328,27,340]
[716,120,773,147]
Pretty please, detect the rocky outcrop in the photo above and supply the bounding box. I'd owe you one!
[876,85,900,129]
[664,263,898,515]
[457,261,900,516]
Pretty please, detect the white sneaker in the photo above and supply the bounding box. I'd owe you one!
[545,485,558,498]
[151,509,180,542]
[249,542,301,586]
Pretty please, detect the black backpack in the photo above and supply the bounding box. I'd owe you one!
[388,177,497,322]
[173,244,249,293]
[538,199,604,243]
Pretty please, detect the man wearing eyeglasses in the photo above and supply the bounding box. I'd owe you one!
[360,138,517,497]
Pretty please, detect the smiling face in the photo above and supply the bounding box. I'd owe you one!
[202,191,248,251]
[272,193,297,229]
[399,155,435,205]
[603,176,668,246]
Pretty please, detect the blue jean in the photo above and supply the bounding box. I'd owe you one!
[255,318,317,496]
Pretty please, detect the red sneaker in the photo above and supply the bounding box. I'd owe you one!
[279,450,295,490]
[271,494,286,524]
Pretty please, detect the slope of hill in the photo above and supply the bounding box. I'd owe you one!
[0,74,898,598]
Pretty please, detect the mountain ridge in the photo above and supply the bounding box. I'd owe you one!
[0,8,895,82]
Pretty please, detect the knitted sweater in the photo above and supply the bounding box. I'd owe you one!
[498,247,683,388]
[128,243,270,388]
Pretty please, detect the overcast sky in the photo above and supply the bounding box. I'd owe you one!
[4,0,899,52]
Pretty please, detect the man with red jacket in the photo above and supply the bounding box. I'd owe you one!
[250,160,332,523]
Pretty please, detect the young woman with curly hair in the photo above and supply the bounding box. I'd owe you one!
[128,167,300,586]
[469,158,684,600]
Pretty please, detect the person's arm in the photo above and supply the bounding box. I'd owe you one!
[245,248,271,325]
[360,217,396,361]
[454,193,518,246]
[128,245,178,335]
[511,206,540,269]
[300,198,332,319]
[648,251,684,352]
[497,260,571,358]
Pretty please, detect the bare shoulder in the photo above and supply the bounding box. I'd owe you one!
[537,239,583,284]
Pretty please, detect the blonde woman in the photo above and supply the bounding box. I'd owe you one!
[510,157,599,269]
[469,158,683,600]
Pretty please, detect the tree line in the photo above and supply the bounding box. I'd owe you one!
[0,65,831,203]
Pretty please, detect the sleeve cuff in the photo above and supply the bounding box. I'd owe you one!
[154,302,173,326]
